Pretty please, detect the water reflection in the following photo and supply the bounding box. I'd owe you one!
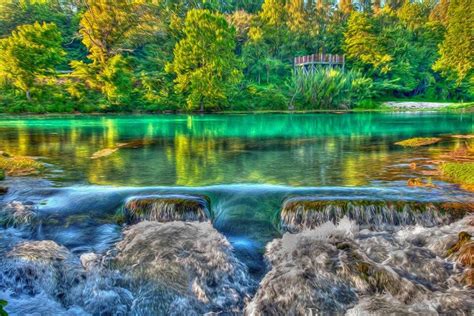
[0,113,472,186]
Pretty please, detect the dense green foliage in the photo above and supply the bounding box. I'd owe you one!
[166,9,242,111]
[0,0,472,112]
[0,22,64,100]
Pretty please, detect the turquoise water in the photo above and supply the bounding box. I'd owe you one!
[0,112,472,186]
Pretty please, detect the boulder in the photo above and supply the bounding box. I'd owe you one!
[111,221,253,314]
[8,240,70,262]
[247,216,474,314]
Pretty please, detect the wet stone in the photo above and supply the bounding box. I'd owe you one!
[110,221,254,314]
[0,201,37,227]
[247,216,474,315]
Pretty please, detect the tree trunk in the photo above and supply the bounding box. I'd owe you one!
[26,89,31,101]
[200,98,204,113]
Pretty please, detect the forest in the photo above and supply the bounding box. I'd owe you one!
[0,0,472,113]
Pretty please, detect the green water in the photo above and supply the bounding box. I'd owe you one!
[0,112,473,186]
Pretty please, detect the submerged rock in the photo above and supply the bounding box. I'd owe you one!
[122,194,211,224]
[0,155,44,176]
[79,252,101,271]
[440,162,474,192]
[247,215,474,315]
[111,221,253,314]
[0,201,37,227]
[395,137,441,147]
[447,231,472,256]
[90,147,119,159]
[456,241,474,268]
[280,198,470,232]
[1,240,80,306]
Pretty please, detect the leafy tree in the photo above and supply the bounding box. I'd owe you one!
[0,0,472,112]
[227,9,255,49]
[433,0,473,85]
[77,0,160,64]
[344,12,392,74]
[0,0,85,63]
[71,0,159,105]
[259,0,287,27]
[340,0,353,14]
[0,22,65,100]
[166,9,243,111]
[0,299,7,316]
[429,0,450,25]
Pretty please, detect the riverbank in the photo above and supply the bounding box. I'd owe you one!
[384,101,474,111]
[0,101,473,116]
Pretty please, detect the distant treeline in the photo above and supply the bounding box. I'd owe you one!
[0,0,472,113]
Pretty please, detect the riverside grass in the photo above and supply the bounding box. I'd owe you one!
[0,155,44,176]
[441,162,474,191]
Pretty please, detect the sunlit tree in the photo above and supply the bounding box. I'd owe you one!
[433,0,473,84]
[0,22,65,100]
[166,9,242,111]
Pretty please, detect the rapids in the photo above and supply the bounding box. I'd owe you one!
[0,178,473,315]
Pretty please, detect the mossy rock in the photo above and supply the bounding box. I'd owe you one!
[280,198,470,232]
[121,194,211,224]
[395,137,441,147]
[0,169,4,181]
[0,155,44,177]
[440,162,474,191]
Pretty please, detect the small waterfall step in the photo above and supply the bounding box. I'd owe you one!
[280,197,473,232]
[120,194,211,224]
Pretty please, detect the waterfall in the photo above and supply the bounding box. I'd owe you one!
[121,194,211,224]
[280,198,471,232]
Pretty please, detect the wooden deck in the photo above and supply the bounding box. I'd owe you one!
[294,53,345,73]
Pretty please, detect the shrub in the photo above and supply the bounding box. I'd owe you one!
[290,68,375,110]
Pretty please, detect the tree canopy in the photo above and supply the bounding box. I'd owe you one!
[0,0,472,112]
[166,9,242,111]
[0,21,65,100]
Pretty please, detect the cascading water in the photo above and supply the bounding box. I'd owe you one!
[0,179,473,315]
[280,198,471,232]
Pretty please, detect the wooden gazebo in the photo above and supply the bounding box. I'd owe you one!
[294,53,345,74]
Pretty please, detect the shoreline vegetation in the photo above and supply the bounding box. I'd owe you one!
[0,101,472,116]
[0,0,472,114]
